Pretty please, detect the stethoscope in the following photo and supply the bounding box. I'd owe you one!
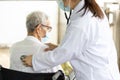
[64,10,72,25]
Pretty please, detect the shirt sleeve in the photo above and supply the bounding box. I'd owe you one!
[32,22,88,71]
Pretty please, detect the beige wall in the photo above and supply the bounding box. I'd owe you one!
[0,48,10,68]
[112,10,120,70]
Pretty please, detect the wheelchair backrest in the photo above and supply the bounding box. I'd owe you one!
[0,65,65,80]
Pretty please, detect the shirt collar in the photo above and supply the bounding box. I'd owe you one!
[25,36,42,44]
[71,0,85,17]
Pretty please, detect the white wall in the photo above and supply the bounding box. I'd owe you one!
[0,1,59,68]
[0,1,58,46]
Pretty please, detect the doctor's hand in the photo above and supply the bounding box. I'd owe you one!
[45,43,58,51]
[22,55,33,67]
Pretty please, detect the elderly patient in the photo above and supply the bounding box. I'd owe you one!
[10,11,62,73]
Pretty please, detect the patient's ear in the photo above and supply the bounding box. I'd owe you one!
[36,24,41,30]
[35,24,41,33]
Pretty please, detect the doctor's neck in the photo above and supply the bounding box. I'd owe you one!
[70,0,81,9]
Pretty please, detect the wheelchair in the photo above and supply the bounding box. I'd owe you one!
[0,65,65,80]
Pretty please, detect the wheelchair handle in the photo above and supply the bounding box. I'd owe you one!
[52,70,63,80]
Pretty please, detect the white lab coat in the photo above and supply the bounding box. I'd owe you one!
[32,0,120,80]
[10,36,62,73]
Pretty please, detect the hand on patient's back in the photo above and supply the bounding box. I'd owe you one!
[22,55,33,67]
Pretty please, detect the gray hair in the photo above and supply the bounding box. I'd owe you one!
[26,11,48,33]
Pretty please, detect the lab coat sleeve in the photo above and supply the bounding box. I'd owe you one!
[32,22,88,71]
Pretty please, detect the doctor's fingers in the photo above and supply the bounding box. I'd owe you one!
[44,48,52,51]
[22,59,32,67]
[45,43,58,48]
[44,47,57,51]
[45,43,58,51]
[22,62,32,67]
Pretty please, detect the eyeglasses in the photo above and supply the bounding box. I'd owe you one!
[35,24,52,32]
[41,24,52,32]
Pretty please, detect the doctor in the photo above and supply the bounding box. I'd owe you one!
[23,0,120,80]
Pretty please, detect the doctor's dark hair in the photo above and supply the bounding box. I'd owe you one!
[26,11,48,33]
[79,0,104,19]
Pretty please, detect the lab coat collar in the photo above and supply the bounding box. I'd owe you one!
[25,36,42,44]
[71,0,85,17]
